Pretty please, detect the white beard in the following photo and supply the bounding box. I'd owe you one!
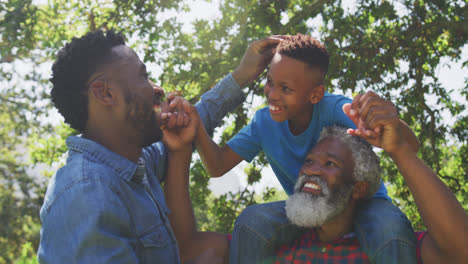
[285,175,353,228]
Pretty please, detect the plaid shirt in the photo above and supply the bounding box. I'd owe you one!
[274,230,427,264]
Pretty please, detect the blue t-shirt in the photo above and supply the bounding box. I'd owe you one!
[227,92,390,199]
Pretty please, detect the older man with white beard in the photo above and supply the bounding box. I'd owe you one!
[271,94,468,263]
[285,125,381,233]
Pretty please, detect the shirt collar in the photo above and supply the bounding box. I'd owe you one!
[66,135,138,182]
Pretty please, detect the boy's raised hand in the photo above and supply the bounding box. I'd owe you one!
[160,93,200,152]
[160,92,191,130]
[343,91,406,154]
[231,35,287,87]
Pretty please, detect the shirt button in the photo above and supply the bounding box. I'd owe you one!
[321,247,327,253]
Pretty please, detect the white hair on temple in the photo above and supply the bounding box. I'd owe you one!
[318,126,381,199]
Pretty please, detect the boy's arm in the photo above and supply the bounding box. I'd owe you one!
[343,91,419,152]
[347,96,468,264]
[194,36,285,177]
[195,114,244,177]
[196,36,285,136]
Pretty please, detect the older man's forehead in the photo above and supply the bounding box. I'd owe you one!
[309,137,351,161]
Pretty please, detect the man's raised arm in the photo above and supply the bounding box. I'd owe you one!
[345,94,468,264]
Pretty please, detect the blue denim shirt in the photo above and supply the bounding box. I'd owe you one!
[38,74,244,264]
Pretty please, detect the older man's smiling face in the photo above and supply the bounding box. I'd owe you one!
[285,137,356,228]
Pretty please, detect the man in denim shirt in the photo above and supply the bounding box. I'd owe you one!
[38,30,283,263]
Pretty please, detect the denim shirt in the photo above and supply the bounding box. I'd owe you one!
[38,74,244,264]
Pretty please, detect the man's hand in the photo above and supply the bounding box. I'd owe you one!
[159,92,191,130]
[343,91,406,154]
[161,94,200,152]
[231,35,287,87]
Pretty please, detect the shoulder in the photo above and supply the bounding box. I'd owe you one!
[318,92,352,108]
[240,106,281,135]
[253,106,271,119]
[40,171,130,230]
[41,153,124,220]
[38,176,134,263]
[315,92,354,127]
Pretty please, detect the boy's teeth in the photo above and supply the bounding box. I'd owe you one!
[269,105,281,111]
[304,182,321,190]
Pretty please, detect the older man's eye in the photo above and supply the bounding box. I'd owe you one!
[326,161,337,167]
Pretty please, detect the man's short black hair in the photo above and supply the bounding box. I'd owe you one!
[50,30,125,132]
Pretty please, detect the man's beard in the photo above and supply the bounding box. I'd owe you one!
[125,91,163,147]
[285,175,353,228]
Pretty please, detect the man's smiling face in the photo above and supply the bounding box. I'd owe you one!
[285,137,356,228]
[297,137,355,195]
[106,45,165,147]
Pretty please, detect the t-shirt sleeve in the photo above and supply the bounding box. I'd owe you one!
[226,113,262,162]
[333,96,356,129]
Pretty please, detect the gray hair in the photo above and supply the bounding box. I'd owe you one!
[318,126,381,199]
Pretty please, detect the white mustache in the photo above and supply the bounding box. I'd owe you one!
[295,174,327,194]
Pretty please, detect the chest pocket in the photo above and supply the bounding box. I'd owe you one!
[139,224,168,248]
[137,223,178,263]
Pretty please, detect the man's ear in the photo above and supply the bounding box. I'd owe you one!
[351,181,369,200]
[309,84,325,104]
[89,80,117,106]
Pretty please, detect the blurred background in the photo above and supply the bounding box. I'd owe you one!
[1,0,466,262]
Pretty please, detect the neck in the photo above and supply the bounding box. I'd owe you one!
[83,124,142,163]
[288,104,314,135]
[315,201,356,242]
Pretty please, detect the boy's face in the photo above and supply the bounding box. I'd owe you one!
[265,53,324,129]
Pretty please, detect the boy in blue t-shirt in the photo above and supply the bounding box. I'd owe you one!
[195,34,418,264]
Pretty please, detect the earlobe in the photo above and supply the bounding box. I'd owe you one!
[310,84,325,104]
[90,80,116,106]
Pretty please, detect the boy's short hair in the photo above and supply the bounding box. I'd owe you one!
[50,30,125,132]
[276,33,329,82]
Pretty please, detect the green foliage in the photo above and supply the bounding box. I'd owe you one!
[0,0,466,261]
[14,242,38,264]
[318,0,467,227]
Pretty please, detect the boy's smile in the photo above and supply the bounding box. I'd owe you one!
[265,53,324,135]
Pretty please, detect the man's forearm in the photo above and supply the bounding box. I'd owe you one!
[390,146,468,262]
[164,147,197,261]
[164,145,229,263]
[399,120,419,152]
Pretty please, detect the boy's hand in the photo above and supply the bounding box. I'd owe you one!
[159,92,191,130]
[231,35,287,87]
[161,95,200,152]
[343,91,406,154]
